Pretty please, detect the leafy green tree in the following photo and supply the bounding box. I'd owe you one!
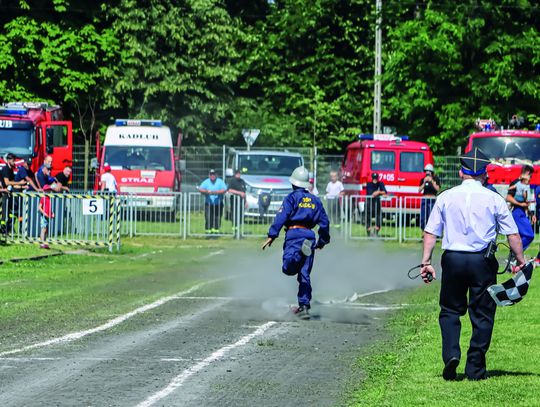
[382,1,540,153]
[102,0,245,145]
[0,1,119,141]
[233,0,376,151]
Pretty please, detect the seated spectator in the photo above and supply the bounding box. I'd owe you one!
[55,166,72,192]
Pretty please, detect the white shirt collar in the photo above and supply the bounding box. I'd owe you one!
[462,179,482,186]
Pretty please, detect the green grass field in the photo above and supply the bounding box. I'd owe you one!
[0,237,230,350]
[348,272,540,406]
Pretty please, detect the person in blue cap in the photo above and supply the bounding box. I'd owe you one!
[262,166,330,319]
[421,147,524,381]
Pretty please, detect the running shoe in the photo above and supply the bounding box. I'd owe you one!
[291,305,310,319]
[301,239,312,256]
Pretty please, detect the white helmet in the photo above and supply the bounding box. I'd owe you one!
[424,164,434,172]
[289,166,311,189]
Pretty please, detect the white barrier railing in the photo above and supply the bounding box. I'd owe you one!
[1,192,120,251]
[8,191,524,244]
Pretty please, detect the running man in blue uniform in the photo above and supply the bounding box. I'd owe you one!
[262,166,330,318]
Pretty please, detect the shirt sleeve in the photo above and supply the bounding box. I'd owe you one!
[199,179,210,190]
[380,182,387,193]
[326,183,331,193]
[338,182,344,192]
[424,197,444,236]
[496,197,519,235]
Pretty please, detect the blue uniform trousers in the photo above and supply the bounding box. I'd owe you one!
[512,207,534,251]
[281,228,316,306]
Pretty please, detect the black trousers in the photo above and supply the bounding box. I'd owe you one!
[439,250,497,379]
[230,197,244,228]
[204,203,223,231]
[365,199,382,230]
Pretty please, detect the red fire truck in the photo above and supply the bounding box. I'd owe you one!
[340,134,434,223]
[465,119,540,194]
[341,134,434,197]
[93,119,183,209]
[0,102,73,173]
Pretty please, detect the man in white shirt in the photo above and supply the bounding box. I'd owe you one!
[421,148,524,381]
[325,170,344,228]
[100,163,117,193]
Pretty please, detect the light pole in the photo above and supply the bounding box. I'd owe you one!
[373,0,382,134]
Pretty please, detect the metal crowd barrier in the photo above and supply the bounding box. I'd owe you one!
[1,191,121,251]
[342,195,400,241]
[3,190,500,245]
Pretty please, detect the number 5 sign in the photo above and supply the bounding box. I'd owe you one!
[82,198,105,215]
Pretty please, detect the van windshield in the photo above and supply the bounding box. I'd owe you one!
[104,146,172,170]
[0,128,34,157]
[472,136,540,163]
[238,154,302,176]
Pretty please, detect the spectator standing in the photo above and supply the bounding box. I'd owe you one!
[308,173,319,196]
[36,155,58,191]
[507,173,530,203]
[55,166,72,192]
[325,170,344,228]
[38,184,54,249]
[100,163,118,193]
[419,164,440,231]
[198,169,227,234]
[506,165,534,259]
[1,153,27,231]
[365,173,386,236]
[15,158,38,191]
[227,169,246,232]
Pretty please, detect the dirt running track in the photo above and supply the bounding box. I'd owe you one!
[0,241,421,406]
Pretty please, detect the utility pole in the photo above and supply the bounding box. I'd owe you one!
[373,0,382,134]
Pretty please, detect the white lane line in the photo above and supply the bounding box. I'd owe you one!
[355,289,392,298]
[0,278,226,357]
[136,321,277,407]
[160,358,204,362]
[0,357,62,361]
[174,296,235,300]
[199,250,225,260]
[0,280,23,287]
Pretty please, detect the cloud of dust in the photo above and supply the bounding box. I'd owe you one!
[214,237,437,320]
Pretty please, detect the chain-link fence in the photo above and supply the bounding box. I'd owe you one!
[70,143,461,194]
[434,156,461,189]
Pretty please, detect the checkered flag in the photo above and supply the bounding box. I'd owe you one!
[487,262,534,306]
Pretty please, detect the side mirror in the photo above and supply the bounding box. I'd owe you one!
[175,159,186,172]
[225,168,234,177]
[90,157,98,170]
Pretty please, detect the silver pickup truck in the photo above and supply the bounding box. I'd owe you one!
[225,149,304,220]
